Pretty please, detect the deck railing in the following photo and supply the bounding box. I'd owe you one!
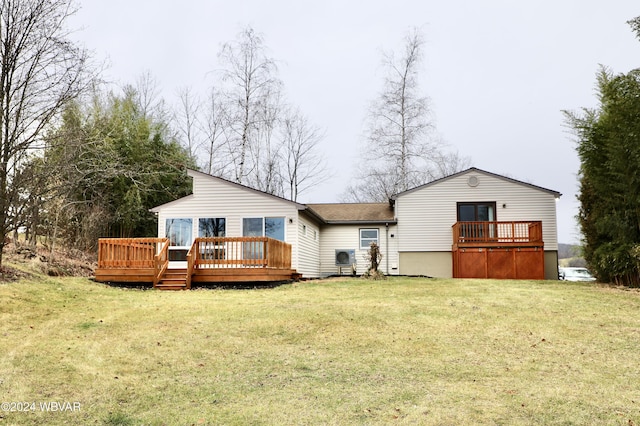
[98,238,169,269]
[154,240,170,287]
[189,237,292,270]
[452,221,543,244]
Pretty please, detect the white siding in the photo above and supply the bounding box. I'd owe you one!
[396,171,559,253]
[297,215,321,278]
[154,172,302,271]
[318,224,399,277]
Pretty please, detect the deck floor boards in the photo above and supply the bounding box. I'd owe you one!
[94,267,297,285]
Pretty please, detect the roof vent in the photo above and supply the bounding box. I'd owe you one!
[467,176,479,187]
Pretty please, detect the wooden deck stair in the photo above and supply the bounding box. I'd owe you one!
[156,269,189,291]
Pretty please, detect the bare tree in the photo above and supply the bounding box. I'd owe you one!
[373,28,432,192]
[343,28,468,202]
[341,164,402,203]
[196,26,329,201]
[134,70,163,120]
[175,86,201,160]
[0,0,93,266]
[281,108,329,201]
[201,87,227,175]
[217,26,281,185]
[250,87,283,195]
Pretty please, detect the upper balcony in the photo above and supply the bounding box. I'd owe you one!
[452,221,543,249]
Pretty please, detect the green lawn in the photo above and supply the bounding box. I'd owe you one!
[1,274,639,425]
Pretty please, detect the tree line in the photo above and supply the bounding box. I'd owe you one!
[0,0,467,268]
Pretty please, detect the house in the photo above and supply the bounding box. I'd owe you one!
[94,167,561,288]
[149,169,322,278]
[305,202,399,277]
[391,168,560,280]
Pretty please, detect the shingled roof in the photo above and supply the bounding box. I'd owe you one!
[306,203,396,224]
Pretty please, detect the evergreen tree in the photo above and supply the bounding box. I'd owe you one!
[42,88,196,250]
[565,67,640,285]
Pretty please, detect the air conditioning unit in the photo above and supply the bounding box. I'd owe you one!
[335,249,356,266]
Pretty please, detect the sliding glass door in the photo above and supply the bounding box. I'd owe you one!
[457,202,496,239]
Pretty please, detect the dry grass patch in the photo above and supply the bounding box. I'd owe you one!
[0,275,639,424]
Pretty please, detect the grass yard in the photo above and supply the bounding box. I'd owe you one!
[1,273,639,425]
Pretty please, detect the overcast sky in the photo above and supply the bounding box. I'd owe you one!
[71,1,640,244]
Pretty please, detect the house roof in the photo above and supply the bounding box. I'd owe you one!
[390,167,562,200]
[306,203,396,224]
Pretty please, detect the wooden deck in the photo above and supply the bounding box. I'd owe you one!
[451,221,545,279]
[95,237,297,290]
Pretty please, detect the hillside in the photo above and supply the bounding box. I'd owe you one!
[558,243,587,267]
[0,243,95,282]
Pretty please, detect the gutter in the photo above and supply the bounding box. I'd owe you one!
[323,220,398,225]
[385,222,389,274]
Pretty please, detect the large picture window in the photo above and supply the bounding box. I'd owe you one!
[242,217,286,260]
[242,217,285,241]
[199,218,226,237]
[265,217,285,241]
[166,218,192,246]
[243,218,264,237]
[198,218,226,260]
[360,228,379,250]
[166,218,192,261]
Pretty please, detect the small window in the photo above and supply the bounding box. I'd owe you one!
[360,228,379,250]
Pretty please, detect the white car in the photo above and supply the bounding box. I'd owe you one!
[559,267,596,282]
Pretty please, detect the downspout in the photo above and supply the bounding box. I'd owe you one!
[385,223,389,275]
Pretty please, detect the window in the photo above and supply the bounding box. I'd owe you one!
[166,218,192,261]
[166,218,192,246]
[360,228,379,250]
[199,218,225,237]
[243,217,286,241]
[266,217,285,241]
[243,217,285,260]
[457,202,496,222]
[243,218,263,237]
[198,218,226,260]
